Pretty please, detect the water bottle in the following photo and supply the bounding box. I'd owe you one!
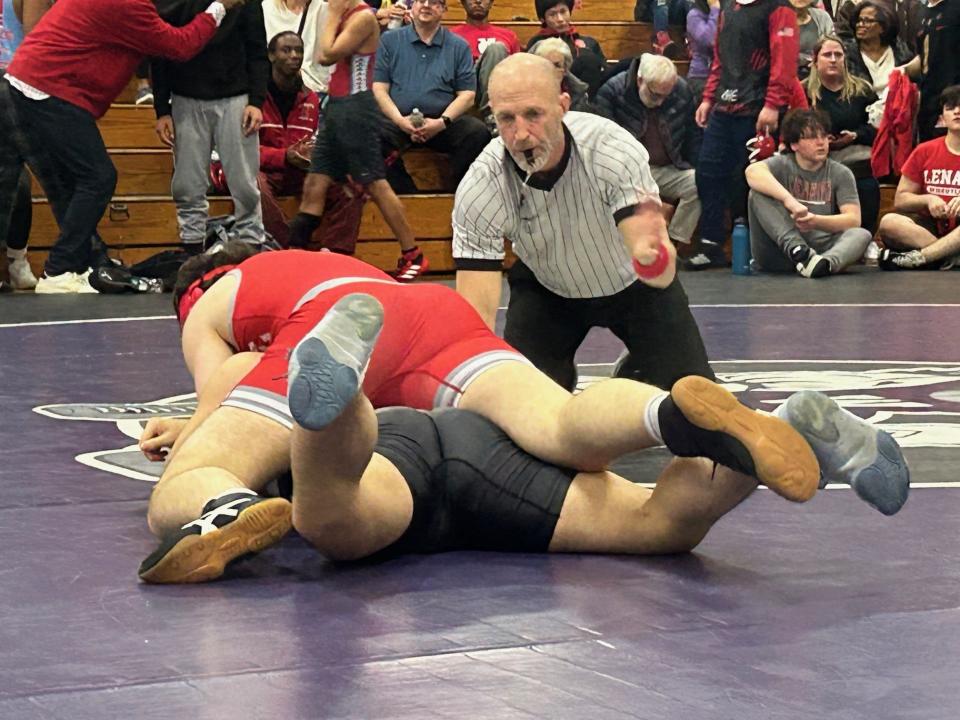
[387,0,407,30]
[731,218,751,276]
[409,107,425,129]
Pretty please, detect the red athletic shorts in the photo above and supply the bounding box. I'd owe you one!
[221,280,529,428]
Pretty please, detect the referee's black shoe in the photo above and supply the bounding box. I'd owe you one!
[139,490,292,584]
[663,376,820,503]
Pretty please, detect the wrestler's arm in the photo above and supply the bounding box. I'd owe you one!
[180,290,237,395]
[140,353,264,462]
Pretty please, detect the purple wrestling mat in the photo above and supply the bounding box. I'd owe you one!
[1,270,958,719]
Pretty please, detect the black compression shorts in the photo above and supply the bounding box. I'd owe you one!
[309,90,385,185]
[371,407,576,558]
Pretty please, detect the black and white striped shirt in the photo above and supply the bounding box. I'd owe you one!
[453,111,661,299]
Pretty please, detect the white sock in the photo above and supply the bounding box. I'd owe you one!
[7,247,27,262]
[642,391,669,445]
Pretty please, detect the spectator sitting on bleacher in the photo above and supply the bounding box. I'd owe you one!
[451,0,521,124]
[745,108,872,277]
[835,0,921,56]
[530,38,593,113]
[526,0,606,95]
[1,0,238,294]
[153,0,269,253]
[262,0,332,94]
[804,35,881,231]
[595,53,702,246]
[790,0,833,82]
[634,0,691,61]
[686,0,719,106]
[842,1,913,97]
[877,85,960,270]
[254,30,363,250]
[373,0,491,194]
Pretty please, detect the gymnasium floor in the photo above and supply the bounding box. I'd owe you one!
[1,268,958,719]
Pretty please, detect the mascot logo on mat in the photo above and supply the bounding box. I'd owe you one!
[33,394,197,482]
[33,361,960,483]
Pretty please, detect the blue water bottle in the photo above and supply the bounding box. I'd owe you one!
[731,218,751,276]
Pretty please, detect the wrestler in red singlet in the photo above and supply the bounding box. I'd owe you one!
[216,251,527,427]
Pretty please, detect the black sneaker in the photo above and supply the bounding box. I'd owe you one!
[878,248,927,271]
[796,253,831,278]
[788,243,813,265]
[139,490,292,583]
[681,241,727,271]
[666,376,820,502]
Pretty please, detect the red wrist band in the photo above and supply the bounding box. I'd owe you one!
[632,243,670,280]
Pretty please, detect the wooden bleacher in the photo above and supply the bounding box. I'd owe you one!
[20,7,891,279]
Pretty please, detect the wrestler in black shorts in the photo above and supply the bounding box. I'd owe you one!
[282,407,576,557]
[310,91,386,186]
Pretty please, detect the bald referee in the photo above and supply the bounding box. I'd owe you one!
[453,54,714,391]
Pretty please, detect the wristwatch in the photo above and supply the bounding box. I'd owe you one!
[441,115,453,128]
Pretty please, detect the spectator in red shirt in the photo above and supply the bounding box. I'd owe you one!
[877,85,960,270]
[0,0,240,293]
[450,0,520,120]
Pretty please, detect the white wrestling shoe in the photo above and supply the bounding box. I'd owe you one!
[287,293,384,431]
[782,391,910,515]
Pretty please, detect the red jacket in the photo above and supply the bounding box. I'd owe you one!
[259,83,320,187]
[6,0,216,118]
[871,70,918,178]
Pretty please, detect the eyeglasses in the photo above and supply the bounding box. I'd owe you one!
[855,18,879,25]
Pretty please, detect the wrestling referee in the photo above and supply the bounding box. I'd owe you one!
[453,53,715,391]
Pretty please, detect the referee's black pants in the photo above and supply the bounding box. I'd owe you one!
[504,260,716,392]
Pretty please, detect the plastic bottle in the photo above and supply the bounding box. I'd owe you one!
[410,107,425,129]
[731,219,751,276]
[387,0,407,30]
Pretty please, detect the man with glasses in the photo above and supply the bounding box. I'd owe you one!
[372,0,491,193]
[596,53,702,247]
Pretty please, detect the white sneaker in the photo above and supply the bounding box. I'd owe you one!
[863,241,880,266]
[35,270,99,294]
[8,257,38,290]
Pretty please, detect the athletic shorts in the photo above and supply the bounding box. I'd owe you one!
[900,212,956,238]
[371,408,576,557]
[222,280,528,428]
[310,91,385,185]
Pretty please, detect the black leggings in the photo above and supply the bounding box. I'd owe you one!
[7,168,31,252]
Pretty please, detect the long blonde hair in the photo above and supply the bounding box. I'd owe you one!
[805,35,873,105]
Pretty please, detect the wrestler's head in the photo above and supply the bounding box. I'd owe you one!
[173,241,261,326]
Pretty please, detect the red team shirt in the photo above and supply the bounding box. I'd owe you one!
[218,252,524,427]
[900,137,960,233]
[450,23,522,60]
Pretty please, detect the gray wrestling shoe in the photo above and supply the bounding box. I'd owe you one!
[782,391,910,516]
[287,293,384,431]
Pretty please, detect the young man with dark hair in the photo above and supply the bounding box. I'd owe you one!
[876,85,960,270]
[450,0,521,117]
[745,108,872,277]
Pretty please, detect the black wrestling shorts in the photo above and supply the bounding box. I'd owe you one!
[374,407,576,558]
[309,90,386,186]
